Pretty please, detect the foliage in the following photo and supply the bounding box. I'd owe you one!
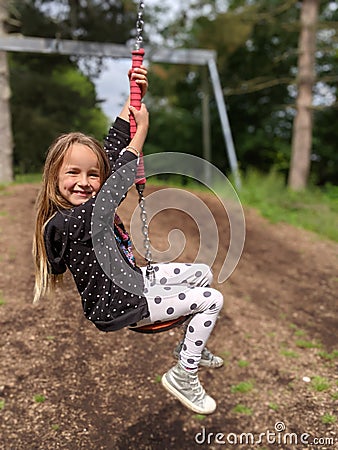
[146,65,203,158]
[10,54,108,174]
[6,0,136,175]
[4,0,338,185]
[146,0,338,185]
[7,0,136,44]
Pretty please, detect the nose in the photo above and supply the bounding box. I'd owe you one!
[78,174,90,188]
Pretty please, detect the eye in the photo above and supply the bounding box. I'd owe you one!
[89,173,100,178]
[66,170,77,175]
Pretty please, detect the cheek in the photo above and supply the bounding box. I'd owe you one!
[58,175,72,191]
[58,177,65,189]
[93,180,102,193]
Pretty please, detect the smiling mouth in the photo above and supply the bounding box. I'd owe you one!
[73,190,92,196]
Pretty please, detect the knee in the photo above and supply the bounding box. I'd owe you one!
[197,263,213,286]
[208,288,223,313]
[205,265,213,285]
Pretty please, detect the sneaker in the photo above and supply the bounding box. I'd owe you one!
[173,342,224,369]
[161,363,217,414]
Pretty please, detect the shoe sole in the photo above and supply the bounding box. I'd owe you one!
[161,373,217,415]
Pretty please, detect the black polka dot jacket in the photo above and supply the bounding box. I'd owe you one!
[44,118,149,332]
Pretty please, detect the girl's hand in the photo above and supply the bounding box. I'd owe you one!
[128,65,148,99]
[127,104,149,156]
[129,103,149,131]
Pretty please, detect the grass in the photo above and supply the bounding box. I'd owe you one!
[235,169,338,242]
[289,324,307,337]
[321,413,336,425]
[193,414,206,421]
[280,349,299,358]
[0,291,5,306]
[230,380,254,394]
[295,339,322,349]
[232,404,253,415]
[220,350,231,360]
[268,402,279,411]
[0,173,42,191]
[318,350,338,361]
[154,375,162,383]
[13,173,42,184]
[238,360,250,368]
[310,376,331,392]
[33,394,46,403]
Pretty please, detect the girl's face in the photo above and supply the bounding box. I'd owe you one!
[58,143,102,206]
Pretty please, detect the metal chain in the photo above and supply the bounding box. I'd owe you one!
[133,1,155,283]
[136,185,155,284]
[138,190,152,262]
[135,1,145,50]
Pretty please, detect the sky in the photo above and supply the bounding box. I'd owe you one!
[95,59,132,119]
[93,0,182,119]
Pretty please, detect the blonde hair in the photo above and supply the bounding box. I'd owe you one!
[33,132,110,303]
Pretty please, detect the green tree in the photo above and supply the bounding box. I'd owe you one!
[10,57,107,173]
[146,0,338,185]
[6,0,138,175]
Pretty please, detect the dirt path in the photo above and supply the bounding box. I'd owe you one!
[0,183,337,450]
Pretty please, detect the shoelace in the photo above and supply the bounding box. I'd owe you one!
[202,347,213,360]
[188,373,206,400]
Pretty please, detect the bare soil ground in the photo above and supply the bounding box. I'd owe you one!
[0,183,337,450]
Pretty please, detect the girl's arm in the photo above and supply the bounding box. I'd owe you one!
[104,65,149,171]
[124,103,149,158]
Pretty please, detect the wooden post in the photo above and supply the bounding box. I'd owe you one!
[288,0,319,190]
[0,0,13,183]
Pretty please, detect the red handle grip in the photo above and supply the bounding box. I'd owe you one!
[130,48,146,185]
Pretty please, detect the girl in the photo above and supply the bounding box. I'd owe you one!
[33,66,224,415]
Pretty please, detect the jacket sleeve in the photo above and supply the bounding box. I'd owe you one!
[103,116,139,206]
[104,117,132,174]
[44,216,68,274]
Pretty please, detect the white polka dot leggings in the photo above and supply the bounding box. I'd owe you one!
[131,263,224,371]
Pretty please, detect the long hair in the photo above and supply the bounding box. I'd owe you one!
[33,132,110,303]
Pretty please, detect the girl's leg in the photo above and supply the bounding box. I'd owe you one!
[133,263,223,369]
[148,263,223,368]
[131,263,224,414]
[150,262,213,288]
[156,283,223,414]
[143,284,223,368]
